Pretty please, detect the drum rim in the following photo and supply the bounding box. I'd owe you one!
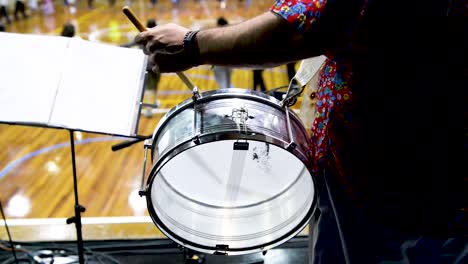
[147,198,315,255]
[144,134,318,255]
[151,88,299,149]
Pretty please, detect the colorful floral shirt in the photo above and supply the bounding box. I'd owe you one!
[272,0,357,168]
[271,0,465,237]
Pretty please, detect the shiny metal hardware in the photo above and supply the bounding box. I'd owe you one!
[231,107,250,135]
[174,71,200,101]
[231,107,249,123]
[192,86,201,101]
[280,80,299,150]
[281,78,304,107]
[192,105,200,144]
[284,106,296,151]
[139,139,152,196]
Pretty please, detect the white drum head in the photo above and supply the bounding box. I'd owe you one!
[148,139,315,255]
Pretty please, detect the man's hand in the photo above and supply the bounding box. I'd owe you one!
[135,24,196,73]
[134,12,317,72]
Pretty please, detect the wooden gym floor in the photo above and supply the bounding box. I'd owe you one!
[0,0,308,241]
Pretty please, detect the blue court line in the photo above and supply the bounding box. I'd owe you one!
[0,136,124,180]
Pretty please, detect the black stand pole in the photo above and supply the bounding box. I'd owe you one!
[0,200,19,264]
[65,130,86,264]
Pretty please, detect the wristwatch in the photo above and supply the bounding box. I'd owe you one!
[183,30,201,66]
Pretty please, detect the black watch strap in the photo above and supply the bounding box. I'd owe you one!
[183,30,201,66]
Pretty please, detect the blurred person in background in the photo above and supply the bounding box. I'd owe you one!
[27,0,38,13]
[0,0,11,24]
[122,19,161,117]
[212,17,232,88]
[63,0,77,14]
[13,0,27,20]
[41,0,54,15]
[142,19,161,117]
[252,69,266,92]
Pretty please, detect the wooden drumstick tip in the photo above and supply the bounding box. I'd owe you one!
[122,5,194,88]
[122,6,146,32]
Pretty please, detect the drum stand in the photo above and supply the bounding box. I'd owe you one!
[65,129,86,264]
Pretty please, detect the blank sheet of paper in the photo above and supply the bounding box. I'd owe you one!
[49,38,146,136]
[0,33,146,137]
[0,32,70,124]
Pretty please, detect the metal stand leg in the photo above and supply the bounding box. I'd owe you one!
[0,200,19,263]
[65,130,86,264]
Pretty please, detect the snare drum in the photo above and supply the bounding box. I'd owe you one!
[143,88,317,255]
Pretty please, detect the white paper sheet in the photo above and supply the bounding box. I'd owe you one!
[0,32,146,136]
[0,33,70,124]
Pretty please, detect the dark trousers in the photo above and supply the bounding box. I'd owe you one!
[310,168,467,264]
[253,69,266,92]
[1,6,11,23]
[14,1,27,19]
[287,62,296,80]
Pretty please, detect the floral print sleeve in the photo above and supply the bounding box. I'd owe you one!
[271,0,356,179]
[271,0,328,34]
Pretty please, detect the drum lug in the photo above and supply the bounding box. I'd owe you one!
[192,135,200,144]
[213,244,229,255]
[286,142,297,151]
[138,139,152,196]
[144,139,153,148]
[284,106,297,151]
[192,87,201,101]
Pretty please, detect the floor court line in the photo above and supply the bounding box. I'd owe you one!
[52,5,108,35]
[0,216,153,226]
[0,136,124,181]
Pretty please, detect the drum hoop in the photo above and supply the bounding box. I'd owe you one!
[151,88,302,151]
[145,133,318,254]
[146,197,316,255]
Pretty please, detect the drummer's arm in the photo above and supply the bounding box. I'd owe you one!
[135,11,325,72]
[197,12,322,68]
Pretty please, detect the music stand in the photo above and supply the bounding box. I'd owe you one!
[0,32,149,264]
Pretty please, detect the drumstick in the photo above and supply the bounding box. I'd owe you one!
[122,6,146,32]
[122,6,196,91]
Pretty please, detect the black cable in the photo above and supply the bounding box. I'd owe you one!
[0,252,35,264]
[85,248,121,264]
[0,201,18,264]
[0,257,30,264]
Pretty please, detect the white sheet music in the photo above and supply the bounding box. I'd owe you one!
[0,32,146,136]
[0,33,70,124]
